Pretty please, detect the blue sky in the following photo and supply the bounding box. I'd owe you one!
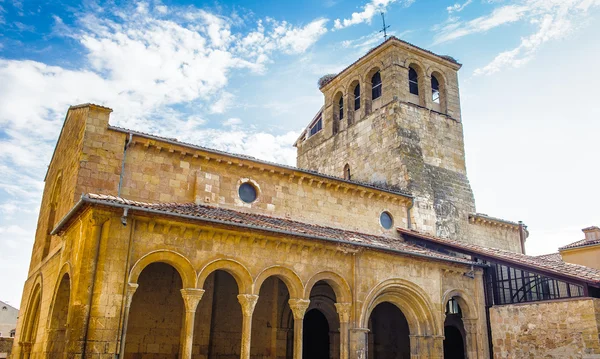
[1,0,599,306]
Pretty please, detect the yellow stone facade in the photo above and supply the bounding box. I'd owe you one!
[14,37,597,359]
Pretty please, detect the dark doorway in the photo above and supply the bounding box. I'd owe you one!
[368,302,410,359]
[303,309,329,359]
[443,326,465,359]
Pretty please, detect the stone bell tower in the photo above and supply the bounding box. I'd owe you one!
[295,37,476,240]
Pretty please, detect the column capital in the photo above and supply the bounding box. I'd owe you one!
[334,302,352,323]
[181,288,205,313]
[462,318,478,334]
[125,283,139,308]
[288,299,310,320]
[237,294,259,317]
[19,341,32,352]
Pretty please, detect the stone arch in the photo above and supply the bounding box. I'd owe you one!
[46,270,71,357]
[365,66,383,114]
[197,258,253,294]
[129,250,196,289]
[332,90,344,134]
[360,278,441,336]
[21,274,43,346]
[253,265,304,298]
[428,67,448,114]
[46,261,71,327]
[442,288,477,320]
[43,172,62,258]
[303,271,352,303]
[405,58,427,106]
[347,78,361,125]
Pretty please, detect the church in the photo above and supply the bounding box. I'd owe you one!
[10,36,600,359]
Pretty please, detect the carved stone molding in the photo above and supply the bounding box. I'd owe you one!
[125,283,139,308]
[180,288,205,313]
[237,294,259,317]
[288,299,310,320]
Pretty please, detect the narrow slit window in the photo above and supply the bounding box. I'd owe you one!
[344,164,351,180]
[409,67,419,95]
[432,75,440,104]
[354,84,361,110]
[338,96,344,120]
[371,71,382,100]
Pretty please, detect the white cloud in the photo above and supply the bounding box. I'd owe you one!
[210,92,235,114]
[447,0,472,14]
[333,0,413,30]
[473,0,600,75]
[276,18,329,54]
[433,5,528,44]
[223,117,242,127]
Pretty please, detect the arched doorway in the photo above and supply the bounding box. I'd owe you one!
[250,276,294,359]
[304,280,339,359]
[21,284,42,351]
[124,262,184,358]
[443,297,466,359]
[368,302,410,359]
[193,270,243,358]
[47,274,70,357]
[303,309,329,359]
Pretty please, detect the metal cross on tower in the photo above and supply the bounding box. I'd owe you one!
[379,12,390,40]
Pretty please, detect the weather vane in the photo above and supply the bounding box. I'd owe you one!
[379,12,390,40]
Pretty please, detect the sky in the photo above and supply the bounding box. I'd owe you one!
[1,0,599,307]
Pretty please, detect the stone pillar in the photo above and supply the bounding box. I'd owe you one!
[238,294,259,359]
[335,303,352,359]
[180,289,205,359]
[463,319,479,359]
[19,341,32,359]
[349,328,369,359]
[118,283,139,359]
[288,299,310,359]
[409,335,444,359]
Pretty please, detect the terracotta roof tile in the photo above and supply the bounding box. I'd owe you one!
[397,227,600,285]
[559,238,600,250]
[534,253,564,262]
[83,194,475,266]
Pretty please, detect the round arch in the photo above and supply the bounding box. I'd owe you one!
[303,271,352,303]
[403,57,426,71]
[360,279,441,336]
[253,265,304,298]
[45,262,71,329]
[426,66,448,84]
[197,258,253,294]
[129,250,196,289]
[21,274,43,343]
[442,288,477,320]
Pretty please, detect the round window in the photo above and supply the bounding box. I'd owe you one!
[238,182,258,203]
[380,211,393,229]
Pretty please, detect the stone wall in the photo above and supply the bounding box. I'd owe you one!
[113,128,411,237]
[297,98,477,243]
[490,298,600,358]
[466,222,523,254]
[0,338,13,359]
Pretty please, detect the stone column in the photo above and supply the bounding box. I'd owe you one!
[118,283,139,359]
[288,299,310,359]
[463,319,479,359]
[349,328,369,359]
[335,303,351,359]
[409,335,444,359]
[19,341,32,359]
[238,294,259,359]
[180,289,205,359]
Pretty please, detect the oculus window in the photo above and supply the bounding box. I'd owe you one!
[380,211,393,229]
[239,182,258,203]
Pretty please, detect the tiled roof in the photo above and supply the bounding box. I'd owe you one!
[559,238,600,250]
[397,227,600,285]
[75,194,476,267]
[108,125,413,198]
[319,36,461,90]
[534,253,563,262]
